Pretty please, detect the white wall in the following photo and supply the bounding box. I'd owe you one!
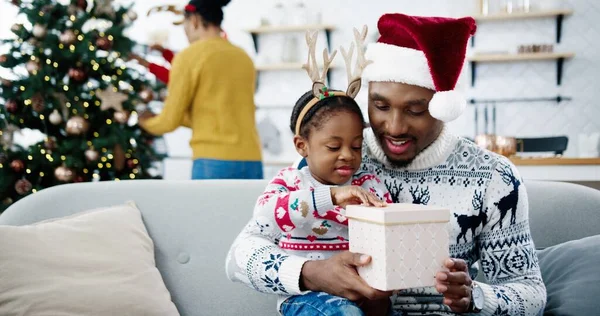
[2,0,599,180]
[464,0,599,155]
[226,0,598,177]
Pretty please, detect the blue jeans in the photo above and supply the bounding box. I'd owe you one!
[191,158,263,180]
[280,292,364,316]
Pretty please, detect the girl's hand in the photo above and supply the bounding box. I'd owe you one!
[128,53,149,67]
[331,186,387,208]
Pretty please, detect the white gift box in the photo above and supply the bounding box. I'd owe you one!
[347,203,450,291]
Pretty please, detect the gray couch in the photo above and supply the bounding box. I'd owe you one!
[1,180,599,315]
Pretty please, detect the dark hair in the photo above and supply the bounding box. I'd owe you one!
[290,90,366,138]
[184,0,231,27]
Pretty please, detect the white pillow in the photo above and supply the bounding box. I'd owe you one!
[0,202,180,316]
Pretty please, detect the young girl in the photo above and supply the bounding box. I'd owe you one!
[253,90,394,316]
[249,25,392,315]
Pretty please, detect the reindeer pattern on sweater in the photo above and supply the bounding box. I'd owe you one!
[226,130,546,316]
[360,137,545,315]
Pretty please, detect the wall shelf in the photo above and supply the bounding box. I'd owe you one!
[255,63,341,89]
[255,62,341,71]
[473,9,573,21]
[256,63,308,71]
[248,24,337,91]
[247,24,335,52]
[247,24,336,34]
[469,52,574,62]
[469,52,575,86]
[469,95,572,104]
[471,9,573,46]
[511,157,600,166]
[255,104,293,110]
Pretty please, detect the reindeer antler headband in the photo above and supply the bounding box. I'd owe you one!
[147,5,185,25]
[295,25,371,136]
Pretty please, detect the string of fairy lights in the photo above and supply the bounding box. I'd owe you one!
[0,2,157,192]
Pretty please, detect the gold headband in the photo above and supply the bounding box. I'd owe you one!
[295,26,372,136]
[294,89,347,136]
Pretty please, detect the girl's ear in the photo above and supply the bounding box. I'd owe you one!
[293,135,309,157]
[191,14,201,29]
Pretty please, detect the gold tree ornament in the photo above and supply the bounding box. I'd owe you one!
[0,124,20,147]
[66,116,90,135]
[32,24,47,38]
[5,99,19,113]
[68,68,87,82]
[75,0,88,11]
[2,197,13,205]
[31,93,45,112]
[60,30,76,44]
[14,179,32,195]
[97,85,128,112]
[55,165,75,182]
[10,159,25,173]
[93,0,116,18]
[95,36,112,50]
[139,88,154,103]
[113,111,130,124]
[49,111,62,126]
[51,92,70,119]
[124,9,137,23]
[44,137,57,150]
[11,23,22,33]
[85,148,99,161]
[26,60,40,74]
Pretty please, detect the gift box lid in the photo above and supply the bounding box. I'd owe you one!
[346,203,450,225]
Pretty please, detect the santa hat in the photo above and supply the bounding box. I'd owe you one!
[363,13,476,122]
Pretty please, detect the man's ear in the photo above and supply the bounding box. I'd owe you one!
[293,135,308,157]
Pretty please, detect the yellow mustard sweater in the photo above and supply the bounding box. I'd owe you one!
[142,37,262,161]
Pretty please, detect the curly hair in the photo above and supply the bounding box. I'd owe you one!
[290,90,366,139]
[184,0,231,27]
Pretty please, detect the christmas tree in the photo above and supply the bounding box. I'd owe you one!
[0,0,166,212]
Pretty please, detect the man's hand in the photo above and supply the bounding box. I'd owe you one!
[330,186,387,208]
[435,258,472,313]
[301,252,392,302]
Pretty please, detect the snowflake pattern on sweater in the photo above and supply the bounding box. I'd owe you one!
[226,128,546,316]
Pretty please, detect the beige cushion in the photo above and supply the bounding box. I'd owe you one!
[0,202,180,316]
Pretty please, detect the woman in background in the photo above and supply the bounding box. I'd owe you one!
[139,0,263,180]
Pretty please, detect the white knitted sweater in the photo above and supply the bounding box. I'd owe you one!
[226,127,546,315]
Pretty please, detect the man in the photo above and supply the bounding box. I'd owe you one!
[226,13,546,315]
[139,0,263,180]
